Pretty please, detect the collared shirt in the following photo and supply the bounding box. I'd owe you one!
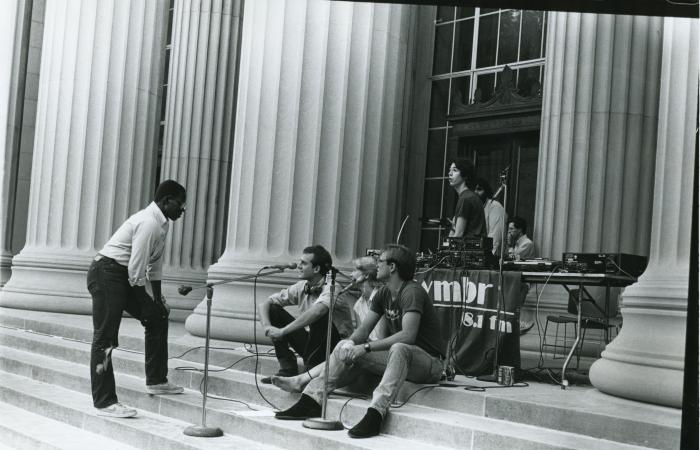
[98,202,169,286]
[483,199,505,256]
[270,278,355,337]
[508,234,535,260]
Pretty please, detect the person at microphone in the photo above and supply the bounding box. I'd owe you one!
[87,180,187,419]
[259,245,354,383]
[270,255,388,393]
[274,244,445,439]
[447,159,486,239]
[474,177,506,257]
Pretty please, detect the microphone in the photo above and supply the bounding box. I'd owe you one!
[338,274,366,295]
[178,285,193,296]
[265,262,298,270]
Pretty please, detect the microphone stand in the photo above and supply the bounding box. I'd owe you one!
[181,267,288,437]
[303,270,343,430]
[477,170,509,383]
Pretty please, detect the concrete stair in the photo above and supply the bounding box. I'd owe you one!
[0,308,682,449]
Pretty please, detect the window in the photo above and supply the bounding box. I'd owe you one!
[419,7,546,251]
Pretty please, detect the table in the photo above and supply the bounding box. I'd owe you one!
[520,272,637,387]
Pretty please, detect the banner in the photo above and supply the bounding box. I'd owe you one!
[416,269,522,376]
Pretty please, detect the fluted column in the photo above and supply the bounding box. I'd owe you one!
[590,17,697,408]
[159,0,241,321]
[1,0,168,313]
[186,0,413,340]
[0,0,31,286]
[522,13,664,350]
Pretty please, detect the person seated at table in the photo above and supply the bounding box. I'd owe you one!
[474,177,506,257]
[506,216,536,334]
[259,245,354,383]
[274,244,445,439]
[447,159,486,239]
[507,216,535,260]
[271,255,388,393]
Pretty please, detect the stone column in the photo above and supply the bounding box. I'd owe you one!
[159,0,242,321]
[523,13,664,353]
[0,0,32,286]
[590,17,697,408]
[186,0,413,340]
[1,0,168,314]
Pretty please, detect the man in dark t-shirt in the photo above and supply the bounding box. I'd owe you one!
[274,245,445,439]
[448,159,486,238]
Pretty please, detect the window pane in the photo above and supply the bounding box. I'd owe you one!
[480,8,499,15]
[422,180,444,221]
[476,14,498,68]
[436,6,455,24]
[516,66,541,96]
[452,19,474,72]
[541,12,547,57]
[515,144,539,234]
[433,24,453,75]
[426,129,447,178]
[497,10,521,65]
[474,73,495,103]
[520,11,544,61]
[429,79,450,127]
[449,75,471,112]
[457,7,475,19]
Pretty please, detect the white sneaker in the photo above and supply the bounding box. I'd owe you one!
[146,381,184,395]
[96,402,137,418]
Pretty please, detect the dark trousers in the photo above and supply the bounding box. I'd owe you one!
[87,257,169,408]
[269,303,341,375]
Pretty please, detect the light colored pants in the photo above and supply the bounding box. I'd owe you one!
[303,340,443,416]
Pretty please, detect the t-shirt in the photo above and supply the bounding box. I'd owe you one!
[483,199,505,256]
[269,279,355,337]
[370,281,445,358]
[452,189,487,238]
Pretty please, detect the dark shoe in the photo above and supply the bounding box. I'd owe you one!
[261,369,298,384]
[275,394,321,420]
[348,407,382,438]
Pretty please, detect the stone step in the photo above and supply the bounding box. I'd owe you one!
[0,319,679,450]
[0,371,281,450]
[0,330,653,450]
[0,346,451,450]
[0,401,138,450]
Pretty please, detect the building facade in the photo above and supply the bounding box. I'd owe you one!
[1,0,696,409]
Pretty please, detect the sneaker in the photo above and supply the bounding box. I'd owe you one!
[519,320,534,335]
[146,381,184,395]
[96,402,137,418]
[348,407,383,438]
[274,394,321,420]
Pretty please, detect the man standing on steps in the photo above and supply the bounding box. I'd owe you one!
[87,180,187,418]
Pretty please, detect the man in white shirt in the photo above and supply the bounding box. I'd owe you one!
[259,245,354,382]
[474,178,506,257]
[87,180,187,418]
[507,216,535,260]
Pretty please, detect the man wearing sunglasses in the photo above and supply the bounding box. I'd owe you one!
[275,244,445,439]
[87,180,187,418]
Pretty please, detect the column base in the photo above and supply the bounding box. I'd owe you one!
[0,249,93,314]
[0,251,12,287]
[589,268,687,409]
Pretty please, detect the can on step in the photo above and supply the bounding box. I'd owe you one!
[500,366,515,386]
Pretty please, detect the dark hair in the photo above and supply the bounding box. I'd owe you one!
[303,245,333,276]
[381,244,416,281]
[451,159,475,189]
[510,216,527,234]
[474,177,493,199]
[154,180,186,202]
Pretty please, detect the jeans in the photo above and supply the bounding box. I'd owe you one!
[87,257,169,408]
[304,340,443,416]
[268,303,341,374]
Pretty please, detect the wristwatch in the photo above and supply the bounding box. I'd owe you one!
[364,343,372,353]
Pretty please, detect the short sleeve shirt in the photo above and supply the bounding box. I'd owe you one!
[452,189,487,238]
[269,279,355,337]
[370,281,445,358]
